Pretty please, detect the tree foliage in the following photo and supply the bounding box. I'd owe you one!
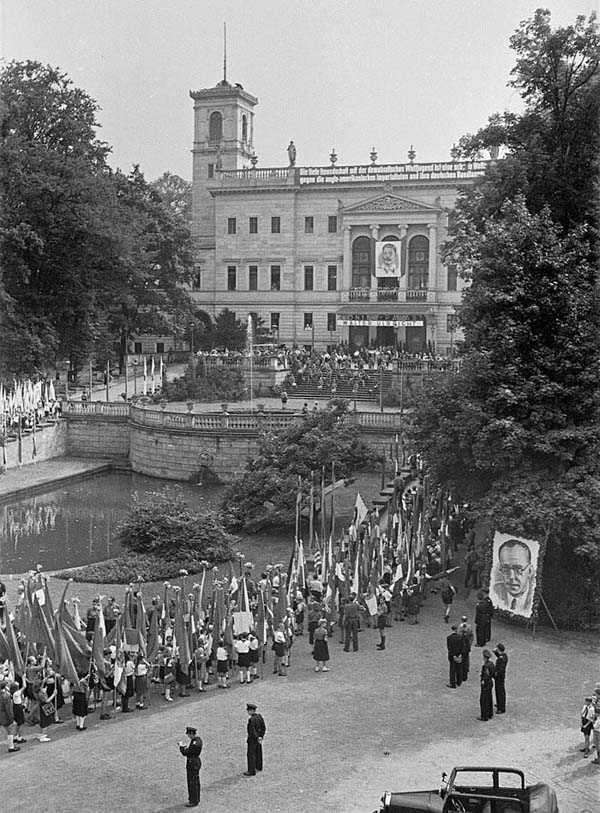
[411,11,600,583]
[0,61,194,377]
[221,400,381,532]
[116,487,238,560]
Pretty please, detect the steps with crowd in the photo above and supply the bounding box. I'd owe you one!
[286,371,394,403]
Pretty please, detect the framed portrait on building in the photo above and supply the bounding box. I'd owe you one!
[375,241,402,278]
[488,531,541,619]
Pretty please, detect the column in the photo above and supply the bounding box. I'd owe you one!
[369,224,379,296]
[398,225,407,295]
[343,225,352,291]
[427,223,437,294]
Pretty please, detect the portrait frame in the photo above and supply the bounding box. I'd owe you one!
[375,241,402,278]
[488,531,543,621]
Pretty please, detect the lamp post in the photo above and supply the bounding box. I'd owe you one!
[190,323,194,355]
[65,360,71,401]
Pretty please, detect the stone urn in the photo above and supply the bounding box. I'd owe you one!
[187,401,194,413]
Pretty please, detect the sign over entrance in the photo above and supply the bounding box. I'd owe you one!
[337,317,424,327]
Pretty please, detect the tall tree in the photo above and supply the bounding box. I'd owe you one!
[410,11,600,624]
[0,61,195,377]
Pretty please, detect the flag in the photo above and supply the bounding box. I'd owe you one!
[113,620,127,695]
[0,626,10,661]
[297,539,306,590]
[4,613,24,674]
[150,356,156,394]
[135,592,147,655]
[54,610,81,689]
[255,589,267,646]
[142,357,148,395]
[353,491,369,528]
[92,603,107,679]
[146,606,159,664]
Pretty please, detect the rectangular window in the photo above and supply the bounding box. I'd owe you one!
[227,217,237,235]
[249,217,258,234]
[304,265,314,291]
[447,313,457,332]
[192,267,201,289]
[271,216,281,234]
[447,264,458,291]
[328,215,338,233]
[270,266,281,291]
[303,312,313,330]
[327,265,337,291]
[156,342,165,354]
[248,265,258,291]
[134,342,142,355]
[270,312,280,330]
[327,313,336,332]
[304,216,314,234]
[227,266,237,291]
[208,163,214,179]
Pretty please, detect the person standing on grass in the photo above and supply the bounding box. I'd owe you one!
[313,619,330,671]
[591,714,600,764]
[216,638,229,688]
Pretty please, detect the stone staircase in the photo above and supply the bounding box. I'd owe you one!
[288,371,394,403]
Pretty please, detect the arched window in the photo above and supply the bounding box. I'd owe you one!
[209,111,223,142]
[241,114,248,143]
[352,236,372,289]
[408,235,429,290]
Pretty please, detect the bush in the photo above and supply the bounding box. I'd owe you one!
[114,486,238,557]
[163,360,246,402]
[56,550,234,584]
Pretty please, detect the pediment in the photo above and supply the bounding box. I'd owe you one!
[342,193,440,214]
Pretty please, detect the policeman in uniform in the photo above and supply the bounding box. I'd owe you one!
[178,724,203,807]
[244,702,266,776]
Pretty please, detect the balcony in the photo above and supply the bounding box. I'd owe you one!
[345,288,434,304]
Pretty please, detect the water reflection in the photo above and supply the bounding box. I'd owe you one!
[0,473,224,574]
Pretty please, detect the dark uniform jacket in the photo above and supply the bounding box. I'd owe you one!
[247,712,266,742]
[446,632,463,662]
[179,735,203,769]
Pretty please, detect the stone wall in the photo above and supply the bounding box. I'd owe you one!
[65,416,130,459]
[128,423,257,481]
[2,421,67,471]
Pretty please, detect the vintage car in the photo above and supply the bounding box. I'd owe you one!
[377,766,559,813]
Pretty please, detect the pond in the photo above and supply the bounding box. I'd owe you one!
[0,472,294,576]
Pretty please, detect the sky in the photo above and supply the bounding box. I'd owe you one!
[1,0,594,181]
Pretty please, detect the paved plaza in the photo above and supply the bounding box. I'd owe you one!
[2,570,598,812]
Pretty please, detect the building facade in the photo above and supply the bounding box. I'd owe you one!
[190,77,488,353]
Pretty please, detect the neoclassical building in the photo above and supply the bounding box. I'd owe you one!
[189,76,488,353]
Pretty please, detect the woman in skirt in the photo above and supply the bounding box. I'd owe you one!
[134,653,150,709]
[312,619,330,672]
[72,677,90,730]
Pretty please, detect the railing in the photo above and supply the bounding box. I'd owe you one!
[64,401,130,418]
[345,288,434,304]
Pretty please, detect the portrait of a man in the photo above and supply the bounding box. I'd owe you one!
[489,532,540,618]
[375,241,401,278]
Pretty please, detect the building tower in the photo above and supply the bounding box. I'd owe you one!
[189,78,258,251]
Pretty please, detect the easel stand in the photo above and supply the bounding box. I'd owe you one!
[527,592,559,639]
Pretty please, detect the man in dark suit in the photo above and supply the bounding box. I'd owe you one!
[494,643,509,713]
[446,625,464,688]
[474,591,493,646]
[458,615,474,682]
[178,725,203,807]
[244,702,266,776]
